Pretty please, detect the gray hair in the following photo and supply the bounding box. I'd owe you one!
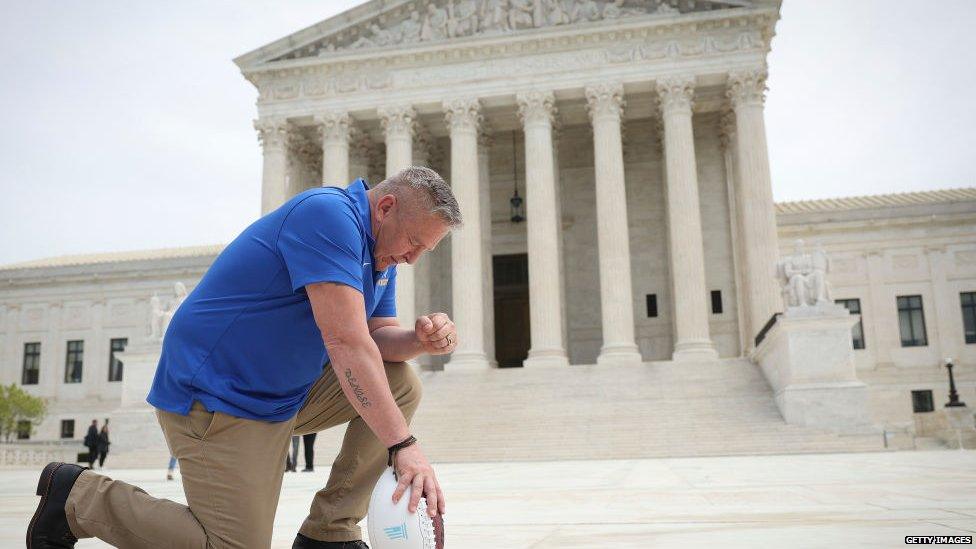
[375,166,463,227]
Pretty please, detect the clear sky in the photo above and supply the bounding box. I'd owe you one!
[1,1,974,266]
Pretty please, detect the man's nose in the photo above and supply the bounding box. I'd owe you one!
[405,250,422,265]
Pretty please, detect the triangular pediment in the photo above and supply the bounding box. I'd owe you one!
[236,0,756,68]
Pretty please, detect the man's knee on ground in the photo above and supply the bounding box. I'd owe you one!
[383,361,423,406]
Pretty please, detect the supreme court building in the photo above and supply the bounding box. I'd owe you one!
[239,0,784,369]
[2,0,975,460]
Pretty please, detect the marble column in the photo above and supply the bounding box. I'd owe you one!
[380,105,418,329]
[412,127,436,369]
[585,82,642,366]
[316,111,351,186]
[727,69,783,348]
[443,98,489,368]
[552,124,569,349]
[48,303,63,395]
[478,128,497,367]
[89,300,106,398]
[290,133,321,195]
[864,249,894,367]
[926,245,956,361]
[720,110,750,356]
[657,76,718,361]
[255,117,291,214]
[517,90,569,367]
[3,306,18,384]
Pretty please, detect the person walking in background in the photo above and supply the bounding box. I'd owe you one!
[167,456,177,481]
[302,433,317,472]
[83,420,98,469]
[286,435,300,472]
[96,422,110,469]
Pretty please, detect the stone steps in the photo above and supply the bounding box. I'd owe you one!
[105,358,886,468]
[310,358,885,464]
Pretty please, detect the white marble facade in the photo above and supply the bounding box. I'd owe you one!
[776,189,976,431]
[241,0,785,367]
[0,247,219,442]
[2,1,975,444]
[3,194,975,442]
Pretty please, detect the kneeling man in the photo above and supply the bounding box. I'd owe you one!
[28,167,459,548]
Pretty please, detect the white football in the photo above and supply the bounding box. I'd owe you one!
[367,467,444,549]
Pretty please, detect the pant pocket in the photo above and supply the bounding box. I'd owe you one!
[186,401,220,440]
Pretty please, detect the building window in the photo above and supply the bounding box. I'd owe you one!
[911,390,934,413]
[897,295,928,347]
[962,292,976,344]
[710,290,723,314]
[60,420,75,439]
[108,338,128,382]
[64,340,84,383]
[646,294,658,318]
[22,342,41,385]
[16,420,31,440]
[836,299,866,350]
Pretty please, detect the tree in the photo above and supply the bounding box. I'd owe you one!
[0,384,48,442]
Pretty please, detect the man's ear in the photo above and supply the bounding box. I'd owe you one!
[376,193,397,221]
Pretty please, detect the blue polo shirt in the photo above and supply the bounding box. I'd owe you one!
[147,179,397,421]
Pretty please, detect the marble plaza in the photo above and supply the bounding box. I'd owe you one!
[3,451,976,548]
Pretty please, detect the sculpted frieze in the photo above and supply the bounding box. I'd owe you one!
[21,306,45,330]
[254,24,761,103]
[393,30,759,90]
[257,71,393,102]
[956,250,976,266]
[107,301,138,327]
[273,0,745,61]
[63,304,91,330]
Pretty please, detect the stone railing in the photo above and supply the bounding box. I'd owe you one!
[0,441,81,468]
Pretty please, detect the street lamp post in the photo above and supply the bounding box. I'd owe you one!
[944,359,966,408]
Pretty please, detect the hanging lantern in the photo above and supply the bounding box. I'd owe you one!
[510,131,525,223]
[510,189,524,223]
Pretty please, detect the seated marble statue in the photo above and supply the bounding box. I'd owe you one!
[777,240,832,308]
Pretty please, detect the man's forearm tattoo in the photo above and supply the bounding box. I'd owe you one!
[344,368,371,408]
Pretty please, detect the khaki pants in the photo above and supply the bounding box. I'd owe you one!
[63,361,423,548]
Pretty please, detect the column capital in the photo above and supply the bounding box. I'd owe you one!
[718,109,736,152]
[293,133,322,176]
[378,104,417,139]
[351,130,381,171]
[516,90,557,127]
[477,123,494,150]
[648,96,663,154]
[552,116,564,144]
[413,124,434,163]
[584,82,625,121]
[443,98,483,134]
[727,68,769,107]
[315,110,352,143]
[656,76,696,114]
[253,117,292,151]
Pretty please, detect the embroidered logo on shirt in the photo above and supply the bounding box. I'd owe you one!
[377,278,389,286]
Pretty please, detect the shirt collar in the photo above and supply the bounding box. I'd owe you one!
[346,178,375,250]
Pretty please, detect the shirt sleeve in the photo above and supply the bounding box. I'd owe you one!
[370,266,398,318]
[277,194,365,293]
